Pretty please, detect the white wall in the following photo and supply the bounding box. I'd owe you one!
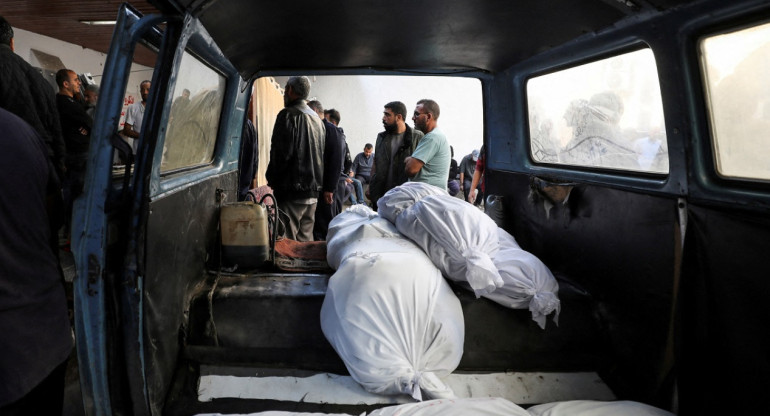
[274,75,485,162]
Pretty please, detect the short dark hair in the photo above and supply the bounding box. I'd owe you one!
[384,101,406,120]
[55,69,74,88]
[417,99,440,120]
[307,100,323,114]
[326,108,341,124]
[0,16,13,46]
[364,143,373,150]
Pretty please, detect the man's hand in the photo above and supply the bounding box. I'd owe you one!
[324,191,333,205]
[345,178,353,184]
[468,189,477,203]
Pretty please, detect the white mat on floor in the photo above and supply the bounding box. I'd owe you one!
[196,412,362,416]
[198,371,614,405]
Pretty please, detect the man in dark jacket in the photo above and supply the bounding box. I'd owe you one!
[56,68,93,236]
[0,107,73,415]
[238,97,258,201]
[368,101,424,210]
[308,100,342,241]
[265,76,326,241]
[0,15,66,180]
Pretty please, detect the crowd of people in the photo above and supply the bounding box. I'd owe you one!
[1,15,81,415]
[0,15,151,415]
[264,76,486,243]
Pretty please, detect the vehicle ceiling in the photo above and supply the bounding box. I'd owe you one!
[153,0,696,79]
[3,0,695,77]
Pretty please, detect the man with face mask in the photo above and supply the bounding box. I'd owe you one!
[367,101,424,210]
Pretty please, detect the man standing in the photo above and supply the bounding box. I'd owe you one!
[0,15,66,180]
[368,101,424,209]
[459,149,480,203]
[405,99,451,189]
[307,100,342,241]
[170,88,191,122]
[351,143,374,184]
[56,68,93,237]
[238,97,258,202]
[266,76,326,241]
[324,109,365,206]
[123,80,151,154]
[0,107,73,415]
[84,84,99,118]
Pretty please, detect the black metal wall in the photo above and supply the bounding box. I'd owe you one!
[678,203,770,415]
[487,171,678,408]
[143,171,237,415]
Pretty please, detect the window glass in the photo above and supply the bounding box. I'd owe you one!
[162,51,226,172]
[113,41,157,177]
[527,49,668,173]
[700,22,770,181]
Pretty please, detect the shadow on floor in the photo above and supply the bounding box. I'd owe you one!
[60,247,85,416]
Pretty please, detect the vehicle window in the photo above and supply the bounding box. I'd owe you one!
[700,22,770,181]
[162,51,226,172]
[527,49,668,173]
[114,41,158,177]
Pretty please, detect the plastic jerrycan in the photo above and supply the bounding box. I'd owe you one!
[220,201,270,269]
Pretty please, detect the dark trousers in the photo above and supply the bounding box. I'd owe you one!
[62,161,86,236]
[313,198,338,241]
[0,359,68,415]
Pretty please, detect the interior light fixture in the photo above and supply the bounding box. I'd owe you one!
[79,20,117,25]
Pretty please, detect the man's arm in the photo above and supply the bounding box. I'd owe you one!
[122,104,140,138]
[350,153,358,175]
[404,156,424,177]
[122,123,139,139]
[265,111,293,185]
[468,169,482,203]
[322,123,342,194]
[405,133,434,177]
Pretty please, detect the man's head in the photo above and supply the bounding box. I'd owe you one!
[363,143,373,158]
[56,69,81,97]
[307,100,324,117]
[382,101,406,133]
[284,76,311,106]
[0,16,14,50]
[472,149,479,161]
[182,89,190,99]
[139,80,151,103]
[325,108,341,126]
[84,84,99,106]
[412,99,440,133]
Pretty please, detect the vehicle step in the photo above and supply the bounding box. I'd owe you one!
[192,366,614,414]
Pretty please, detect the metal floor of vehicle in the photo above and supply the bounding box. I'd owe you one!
[163,271,614,415]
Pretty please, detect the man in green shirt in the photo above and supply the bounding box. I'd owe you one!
[405,99,451,190]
